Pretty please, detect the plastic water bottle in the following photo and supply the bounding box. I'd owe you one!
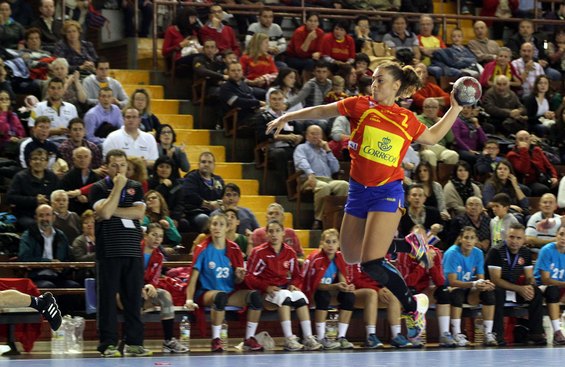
[180,316,191,351]
[326,312,338,341]
[51,327,66,354]
[220,320,228,350]
[474,312,484,345]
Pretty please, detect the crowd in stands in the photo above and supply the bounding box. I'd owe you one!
[1,0,565,354]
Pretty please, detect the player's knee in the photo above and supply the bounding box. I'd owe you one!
[247,291,263,310]
[213,292,228,311]
[480,290,495,305]
[361,258,390,285]
[545,286,560,304]
[434,285,451,305]
[337,291,355,311]
[314,290,331,310]
[292,298,308,309]
[450,289,465,308]
[281,297,293,306]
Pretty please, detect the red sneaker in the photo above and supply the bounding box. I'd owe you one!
[211,338,224,352]
[243,337,264,351]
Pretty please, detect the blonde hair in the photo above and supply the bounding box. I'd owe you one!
[62,20,82,36]
[321,228,339,242]
[331,75,345,88]
[127,156,148,183]
[245,33,270,60]
[128,88,152,116]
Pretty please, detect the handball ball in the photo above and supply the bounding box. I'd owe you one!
[452,76,482,106]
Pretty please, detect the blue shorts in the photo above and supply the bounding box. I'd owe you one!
[344,179,405,219]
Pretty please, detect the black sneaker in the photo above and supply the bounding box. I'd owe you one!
[38,292,62,331]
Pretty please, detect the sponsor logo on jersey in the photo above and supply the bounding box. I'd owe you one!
[360,126,402,167]
[208,261,216,269]
[518,257,525,266]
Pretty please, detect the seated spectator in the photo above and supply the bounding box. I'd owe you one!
[431,28,480,79]
[224,208,250,258]
[320,21,356,70]
[402,145,420,185]
[413,161,450,221]
[443,161,482,217]
[148,155,183,219]
[210,183,259,236]
[352,15,377,53]
[143,190,181,249]
[523,75,562,137]
[185,214,265,352]
[162,7,201,74]
[18,204,79,289]
[29,77,78,144]
[479,47,522,90]
[417,15,446,80]
[156,124,189,180]
[245,219,322,351]
[398,184,444,237]
[127,156,149,193]
[60,146,101,214]
[84,87,124,145]
[71,209,96,261]
[8,148,59,230]
[198,4,240,56]
[285,12,324,76]
[481,75,527,135]
[191,39,227,100]
[240,33,279,91]
[251,203,304,258]
[294,125,349,230]
[336,64,358,96]
[452,105,488,167]
[474,139,504,179]
[53,20,98,75]
[219,62,265,127]
[324,75,348,103]
[550,104,565,164]
[82,58,129,108]
[526,193,562,248]
[179,151,224,233]
[467,21,500,65]
[511,42,545,97]
[442,226,497,347]
[51,189,81,243]
[506,130,558,196]
[19,116,59,170]
[533,227,565,345]
[245,7,286,66]
[328,114,350,161]
[547,29,565,75]
[343,0,399,10]
[44,58,87,111]
[382,15,421,63]
[266,68,303,114]
[486,223,546,346]
[506,19,561,81]
[141,223,189,353]
[412,63,450,114]
[0,1,24,49]
[58,118,102,170]
[18,28,54,81]
[416,97,459,168]
[8,0,32,27]
[30,0,62,52]
[354,53,373,78]
[489,193,519,249]
[482,159,530,220]
[0,89,25,157]
[0,59,15,100]
[103,107,158,167]
[446,196,491,252]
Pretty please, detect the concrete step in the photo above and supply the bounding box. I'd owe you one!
[110,69,151,85]
[123,84,164,99]
[226,179,259,196]
[255,211,294,228]
[159,114,193,129]
[238,195,275,212]
[186,145,225,163]
[215,162,243,179]
[175,129,210,146]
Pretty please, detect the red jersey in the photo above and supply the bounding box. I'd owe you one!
[198,23,241,56]
[251,227,304,256]
[337,96,426,186]
[347,263,382,291]
[302,250,350,302]
[395,246,445,293]
[239,54,278,81]
[245,242,302,292]
[286,25,324,59]
[320,33,356,62]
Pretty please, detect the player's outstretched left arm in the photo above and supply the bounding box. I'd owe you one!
[416,91,463,146]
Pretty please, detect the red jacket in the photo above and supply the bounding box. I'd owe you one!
[245,242,302,292]
[506,146,557,185]
[412,82,451,111]
[395,246,445,292]
[479,60,521,89]
[162,26,184,61]
[239,54,278,82]
[286,25,324,59]
[347,264,382,291]
[198,23,241,56]
[320,33,356,62]
[302,250,349,302]
[190,236,245,280]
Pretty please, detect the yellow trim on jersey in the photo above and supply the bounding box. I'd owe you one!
[358,108,413,140]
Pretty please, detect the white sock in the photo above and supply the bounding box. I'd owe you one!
[300,320,312,338]
[246,322,258,339]
[552,319,561,332]
[212,324,221,339]
[483,320,493,334]
[316,322,326,339]
[366,325,376,337]
[391,324,401,337]
[338,323,349,338]
[451,319,461,335]
[438,316,450,334]
[281,320,293,338]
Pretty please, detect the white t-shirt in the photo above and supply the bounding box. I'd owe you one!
[102,127,158,161]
